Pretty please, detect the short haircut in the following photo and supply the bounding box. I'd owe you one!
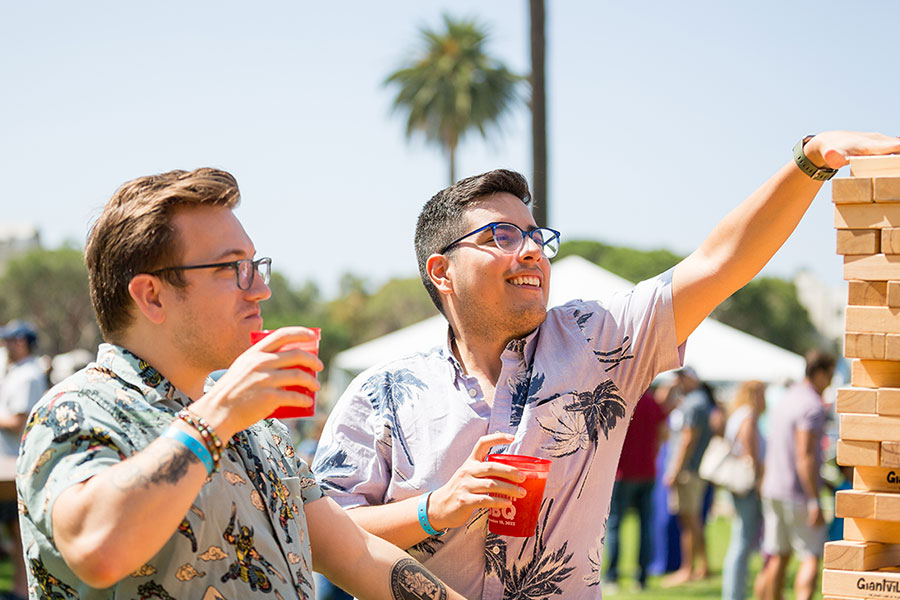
[414,169,532,313]
[85,168,241,341]
[805,349,836,380]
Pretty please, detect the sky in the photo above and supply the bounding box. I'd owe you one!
[2,1,899,297]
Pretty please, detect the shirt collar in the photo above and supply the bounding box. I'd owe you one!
[94,343,192,408]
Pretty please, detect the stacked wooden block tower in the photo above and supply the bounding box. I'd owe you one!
[824,153,900,599]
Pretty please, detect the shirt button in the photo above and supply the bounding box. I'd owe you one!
[468,388,477,398]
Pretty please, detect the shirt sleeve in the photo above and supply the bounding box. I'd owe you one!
[312,370,392,509]
[17,386,135,541]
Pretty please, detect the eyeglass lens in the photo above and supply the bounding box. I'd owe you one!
[493,224,559,258]
[238,258,271,289]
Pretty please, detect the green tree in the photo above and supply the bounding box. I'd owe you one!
[0,246,101,355]
[385,14,523,183]
[557,239,683,283]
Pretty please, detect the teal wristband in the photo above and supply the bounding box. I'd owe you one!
[163,427,213,475]
[417,491,445,537]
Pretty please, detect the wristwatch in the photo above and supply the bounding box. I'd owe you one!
[793,135,838,181]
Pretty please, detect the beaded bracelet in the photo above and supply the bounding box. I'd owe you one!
[162,427,213,475]
[176,409,223,472]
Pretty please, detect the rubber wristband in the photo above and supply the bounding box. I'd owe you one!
[163,427,213,475]
[417,491,445,537]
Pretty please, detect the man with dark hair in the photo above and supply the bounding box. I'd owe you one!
[755,349,837,600]
[0,320,47,600]
[16,168,464,600]
[314,132,898,598]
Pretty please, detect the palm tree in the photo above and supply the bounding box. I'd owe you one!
[385,14,523,184]
[529,0,548,227]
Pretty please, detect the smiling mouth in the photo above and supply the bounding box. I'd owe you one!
[508,275,542,288]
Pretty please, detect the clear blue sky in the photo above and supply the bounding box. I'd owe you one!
[2,1,899,296]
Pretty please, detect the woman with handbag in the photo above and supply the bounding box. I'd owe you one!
[721,380,766,600]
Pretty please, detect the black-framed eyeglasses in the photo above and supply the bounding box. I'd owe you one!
[148,257,272,290]
[440,222,561,258]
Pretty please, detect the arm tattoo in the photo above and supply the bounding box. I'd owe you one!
[111,438,200,490]
[390,557,448,600]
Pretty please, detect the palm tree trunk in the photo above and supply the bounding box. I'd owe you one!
[529,0,548,227]
[449,143,457,184]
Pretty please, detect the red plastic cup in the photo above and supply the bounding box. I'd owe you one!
[485,453,551,537]
[249,328,320,419]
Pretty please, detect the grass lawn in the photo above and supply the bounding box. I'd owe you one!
[603,510,812,600]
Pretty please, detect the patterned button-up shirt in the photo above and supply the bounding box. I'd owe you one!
[313,273,683,599]
[17,343,324,600]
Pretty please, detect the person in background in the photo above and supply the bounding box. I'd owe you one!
[662,367,713,586]
[604,386,669,592]
[720,380,766,600]
[754,350,836,600]
[0,321,48,600]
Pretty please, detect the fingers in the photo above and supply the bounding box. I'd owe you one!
[250,326,320,352]
[469,432,515,462]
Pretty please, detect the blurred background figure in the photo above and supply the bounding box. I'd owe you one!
[604,386,670,593]
[720,380,766,600]
[662,367,713,586]
[0,320,48,600]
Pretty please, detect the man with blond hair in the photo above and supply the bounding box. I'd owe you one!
[16,168,464,600]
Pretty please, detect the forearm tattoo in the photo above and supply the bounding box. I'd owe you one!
[112,438,199,490]
[390,558,448,600]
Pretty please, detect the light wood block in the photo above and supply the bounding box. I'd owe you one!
[837,387,878,414]
[851,360,900,388]
[846,333,886,360]
[837,440,879,466]
[889,282,900,308]
[845,517,900,543]
[843,413,900,440]
[824,540,900,571]
[836,204,900,229]
[823,567,900,598]
[854,467,900,492]
[885,229,900,254]
[834,178,874,204]
[883,442,900,468]
[888,335,900,360]
[838,230,881,255]
[846,307,900,334]
[851,154,900,177]
[845,255,900,281]
[837,490,900,521]
[850,280,888,306]
[879,389,900,416]
[876,178,900,202]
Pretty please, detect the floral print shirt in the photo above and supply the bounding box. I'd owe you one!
[313,272,683,600]
[17,343,324,600]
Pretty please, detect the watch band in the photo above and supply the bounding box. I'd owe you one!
[793,135,838,181]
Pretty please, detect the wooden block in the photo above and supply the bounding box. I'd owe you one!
[889,282,900,307]
[854,466,900,492]
[879,389,900,416]
[845,255,900,281]
[837,387,878,414]
[851,360,900,388]
[838,230,881,255]
[888,335,900,360]
[885,229,900,254]
[845,333,886,360]
[884,442,900,467]
[834,177,874,204]
[837,439,879,466]
[846,307,900,334]
[823,567,900,598]
[836,489,876,518]
[836,204,900,229]
[824,540,900,571]
[842,413,900,440]
[851,154,900,177]
[845,517,900,543]
[877,178,900,202]
[850,280,888,306]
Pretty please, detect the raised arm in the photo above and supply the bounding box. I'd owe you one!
[672,132,900,345]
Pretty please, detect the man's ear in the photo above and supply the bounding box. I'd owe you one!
[426,254,453,296]
[127,274,167,325]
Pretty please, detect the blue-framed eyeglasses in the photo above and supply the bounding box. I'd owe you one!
[148,256,272,290]
[440,222,561,258]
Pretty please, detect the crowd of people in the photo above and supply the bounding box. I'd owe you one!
[0,131,898,599]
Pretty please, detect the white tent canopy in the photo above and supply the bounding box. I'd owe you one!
[328,256,806,394]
